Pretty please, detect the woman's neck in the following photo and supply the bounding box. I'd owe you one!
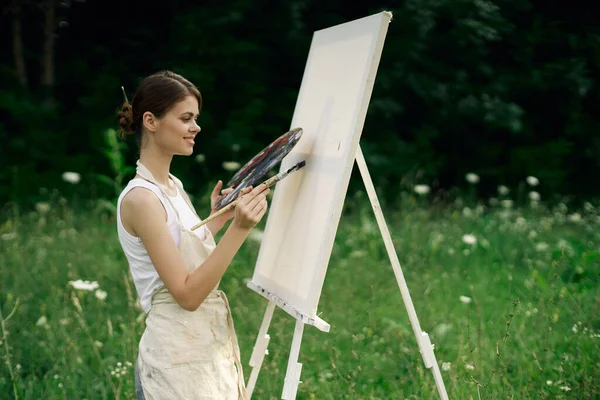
[139,147,174,188]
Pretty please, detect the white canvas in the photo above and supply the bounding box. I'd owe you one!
[249,11,392,320]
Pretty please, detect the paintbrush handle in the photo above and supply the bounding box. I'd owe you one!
[190,175,284,231]
[191,161,304,231]
[190,198,239,231]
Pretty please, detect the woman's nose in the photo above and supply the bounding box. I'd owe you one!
[191,122,201,133]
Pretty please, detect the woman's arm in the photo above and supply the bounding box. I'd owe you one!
[122,184,270,311]
[205,218,225,236]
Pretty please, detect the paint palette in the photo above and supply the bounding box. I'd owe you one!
[214,127,303,210]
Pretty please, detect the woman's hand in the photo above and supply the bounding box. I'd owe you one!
[206,181,251,234]
[210,180,234,216]
[231,183,270,231]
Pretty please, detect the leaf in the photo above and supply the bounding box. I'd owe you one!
[96,174,115,188]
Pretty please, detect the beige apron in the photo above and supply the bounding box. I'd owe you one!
[135,161,248,400]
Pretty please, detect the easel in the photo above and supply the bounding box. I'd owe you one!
[245,144,449,399]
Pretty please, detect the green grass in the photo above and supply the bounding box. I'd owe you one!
[1,192,599,399]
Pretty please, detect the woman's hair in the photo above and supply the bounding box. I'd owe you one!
[117,70,202,146]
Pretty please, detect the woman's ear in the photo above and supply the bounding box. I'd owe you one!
[142,111,158,133]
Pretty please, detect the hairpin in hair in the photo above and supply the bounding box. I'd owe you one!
[121,86,129,105]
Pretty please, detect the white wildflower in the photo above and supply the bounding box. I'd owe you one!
[462,207,473,217]
[441,362,451,371]
[35,202,51,215]
[1,232,17,241]
[465,363,475,370]
[501,199,513,208]
[448,248,455,255]
[68,279,100,291]
[36,316,48,327]
[535,242,549,252]
[529,191,541,201]
[461,234,477,245]
[572,324,578,333]
[568,213,582,223]
[497,185,509,196]
[413,184,430,195]
[95,289,108,301]
[526,176,539,186]
[459,296,472,304]
[195,154,206,163]
[528,230,537,239]
[546,380,553,386]
[433,323,452,338]
[62,171,81,184]
[557,239,571,252]
[222,161,241,172]
[559,385,571,392]
[465,173,480,184]
[94,341,103,348]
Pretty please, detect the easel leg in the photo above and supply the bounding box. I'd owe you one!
[355,145,449,400]
[247,301,276,398]
[281,320,304,400]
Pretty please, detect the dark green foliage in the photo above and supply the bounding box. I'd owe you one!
[1,0,599,208]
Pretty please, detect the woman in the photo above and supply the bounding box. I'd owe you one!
[116,70,269,399]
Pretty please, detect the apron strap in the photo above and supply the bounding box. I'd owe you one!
[135,160,185,225]
[136,160,208,229]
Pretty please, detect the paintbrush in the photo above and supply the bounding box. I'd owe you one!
[191,160,306,231]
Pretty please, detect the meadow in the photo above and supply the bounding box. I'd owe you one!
[1,186,599,399]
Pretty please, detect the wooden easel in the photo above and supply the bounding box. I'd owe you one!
[245,145,449,399]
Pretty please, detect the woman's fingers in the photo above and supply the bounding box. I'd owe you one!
[232,184,270,229]
[247,191,270,214]
[233,187,252,208]
[212,180,223,197]
[252,200,268,222]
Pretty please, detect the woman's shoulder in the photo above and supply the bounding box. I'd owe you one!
[120,180,166,210]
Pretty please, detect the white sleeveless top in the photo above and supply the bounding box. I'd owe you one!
[116,178,208,313]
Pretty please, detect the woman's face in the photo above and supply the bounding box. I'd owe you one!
[150,95,201,156]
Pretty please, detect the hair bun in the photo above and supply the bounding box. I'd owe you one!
[117,102,135,138]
